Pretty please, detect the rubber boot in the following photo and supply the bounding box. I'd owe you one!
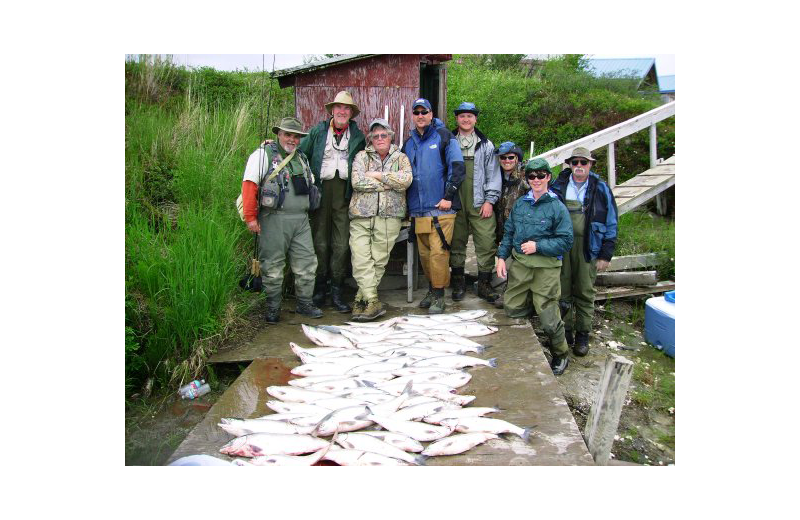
[265,306,281,324]
[330,284,352,313]
[565,329,575,347]
[573,331,589,357]
[450,267,466,301]
[428,288,446,314]
[549,353,569,376]
[351,299,367,321]
[296,301,323,319]
[312,281,327,308]
[476,271,499,303]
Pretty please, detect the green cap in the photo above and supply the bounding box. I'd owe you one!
[524,158,552,174]
[271,116,308,136]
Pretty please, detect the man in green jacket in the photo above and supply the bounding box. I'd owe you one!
[496,159,574,375]
[298,91,367,313]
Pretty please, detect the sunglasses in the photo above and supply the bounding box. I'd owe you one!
[412,109,430,116]
[372,133,389,140]
[499,155,517,161]
[526,172,549,180]
[570,159,589,166]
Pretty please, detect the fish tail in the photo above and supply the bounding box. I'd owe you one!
[488,358,498,368]
[475,346,485,354]
[414,454,428,466]
[522,428,531,443]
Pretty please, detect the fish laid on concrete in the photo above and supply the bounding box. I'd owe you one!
[218,417,313,437]
[365,409,458,442]
[266,386,341,403]
[390,400,458,422]
[220,433,329,458]
[335,433,427,465]
[322,447,412,466]
[244,432,339,466]
[301,324,355,349]
[265,400,331,416]
[451,417,531,442]
[395,323,499,337]
[358,431,425,453]
[423,407,502,425]
[410,354,497,369]
[421,432,499,457]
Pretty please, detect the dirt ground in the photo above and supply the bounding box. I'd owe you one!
[125,292,674,466]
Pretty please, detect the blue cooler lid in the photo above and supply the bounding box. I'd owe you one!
[664,290,675,303]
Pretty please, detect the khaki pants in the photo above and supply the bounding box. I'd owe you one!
[258,211,317,307]
[349,216,402,301]
[504,258,568,356]
[310,176,350,284]
[414,214,456,289]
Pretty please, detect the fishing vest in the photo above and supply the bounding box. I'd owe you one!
[319,126,350,181]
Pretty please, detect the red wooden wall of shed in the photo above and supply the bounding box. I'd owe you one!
[289,55,449,145]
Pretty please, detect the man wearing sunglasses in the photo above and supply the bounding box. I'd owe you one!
[550,147,618,357]
[496,159,573,375]
[448,102,502,304]
[402,98,465,314]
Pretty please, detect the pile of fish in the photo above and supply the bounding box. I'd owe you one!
[217,310,531,466]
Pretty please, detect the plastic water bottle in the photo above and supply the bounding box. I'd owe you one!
[178,379,208,399]
[183,383,211,399]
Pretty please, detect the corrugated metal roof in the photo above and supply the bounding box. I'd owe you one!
[272,54,377,78]
[584,58,656,80]
[658,75,675,93]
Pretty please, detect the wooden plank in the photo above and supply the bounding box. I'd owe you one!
[613,186,652,198]
[617,174,674,188]
[607,253,660,272]
[585,354,634,465]
[595,281,675,301]
[534,102,675,167]
[596,271,658,287]
[616,175,675,215]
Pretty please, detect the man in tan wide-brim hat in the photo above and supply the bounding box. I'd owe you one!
[298,91,366,314]
[240,115,323,323]
[549,146,618,358]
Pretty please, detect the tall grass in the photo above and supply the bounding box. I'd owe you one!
[125,58,293,393]
[616,209,675,280]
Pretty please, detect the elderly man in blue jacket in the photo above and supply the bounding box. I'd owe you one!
[550,147,618,357]
[402,98,465,314]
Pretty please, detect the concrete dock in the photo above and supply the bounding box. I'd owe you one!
[167,285,594,465]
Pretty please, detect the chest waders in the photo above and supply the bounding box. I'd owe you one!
[559,198,597,334]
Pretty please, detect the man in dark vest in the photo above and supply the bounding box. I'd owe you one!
[298,91,367,313]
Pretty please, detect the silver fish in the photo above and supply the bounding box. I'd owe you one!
[396,323,498,337]
[451,417,531,441]
[421,432,499,456]
[301,324,355,349]
[423,407,502,425]
[219,433,329,458]
[217,418,313,437]
[266,386,341,403]
[358,431,425,452]
[365,410,458,442]
[265,400,331,415]
[246,432,338,466]
[335,433,426,465]
[390,401,458,422]
[322,447,411,466]
[410,354,497,369]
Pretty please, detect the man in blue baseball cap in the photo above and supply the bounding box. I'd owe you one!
[402,98,465,314]
[448,101,502,303]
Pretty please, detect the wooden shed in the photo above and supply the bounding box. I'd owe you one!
[273,54,452,145]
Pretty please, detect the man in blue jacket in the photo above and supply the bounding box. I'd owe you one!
[402,98,465,314]
[550,147,618,357]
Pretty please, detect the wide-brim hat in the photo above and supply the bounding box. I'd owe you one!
[325,90,360,119]
[272,116,308,136]
[566,146,596,163]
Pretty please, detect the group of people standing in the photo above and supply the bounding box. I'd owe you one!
[240,91,618,376]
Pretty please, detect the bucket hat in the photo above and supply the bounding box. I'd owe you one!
[495,141,523,162]
[565,146,596,163]
[454,101,479,116]
[524,158,552,174]
[272,116,308,136]
[325,90,360,118]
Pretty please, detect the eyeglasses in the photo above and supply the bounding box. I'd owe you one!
[570,159,589,166]
[526,172,549,180]
[372,133,389,140]
[412,110,430,116]
[499,155,517,161]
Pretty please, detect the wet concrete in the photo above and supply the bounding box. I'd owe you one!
[169,282,594,465]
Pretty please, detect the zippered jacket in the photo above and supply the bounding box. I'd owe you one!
[496,192,573,260]
[450,127,502,206]
[549,169,618,262]
[402,118,465,214]
[349,144,412,219]
[298,118,366,199]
